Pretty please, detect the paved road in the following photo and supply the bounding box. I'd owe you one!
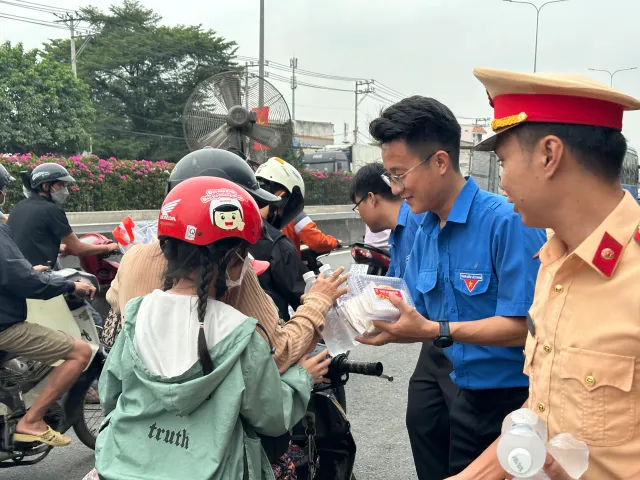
[5,249,422,479]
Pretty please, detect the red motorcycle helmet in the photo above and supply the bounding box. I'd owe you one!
[157,176,262,246]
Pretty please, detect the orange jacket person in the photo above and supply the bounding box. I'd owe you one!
[282,211,341,254]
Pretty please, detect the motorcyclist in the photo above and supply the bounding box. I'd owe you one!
[0,169,96,447]
[251,157,320,320]
[8,163,120,268]
[93,176,330,480]
[106,147,347,371]
[8,163,119,326]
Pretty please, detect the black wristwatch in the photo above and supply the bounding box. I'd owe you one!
[433,321,453,348]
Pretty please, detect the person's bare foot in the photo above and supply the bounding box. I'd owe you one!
[15,418,49,436]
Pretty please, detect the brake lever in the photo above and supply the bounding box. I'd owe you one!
[379,374,394,382]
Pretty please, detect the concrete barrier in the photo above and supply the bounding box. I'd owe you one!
[67,205,367,245]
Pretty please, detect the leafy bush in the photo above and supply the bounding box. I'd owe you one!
[0,154,353,211]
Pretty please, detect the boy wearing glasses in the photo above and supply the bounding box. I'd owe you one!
[349,162,425,278]
[359,96,546,478]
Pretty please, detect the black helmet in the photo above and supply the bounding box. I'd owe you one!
[0,165,15,190]
[166,147,279,208]
[25,163,75,190]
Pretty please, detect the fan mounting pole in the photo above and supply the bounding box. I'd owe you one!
[259,0,265,107]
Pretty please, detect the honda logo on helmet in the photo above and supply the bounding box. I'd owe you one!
[160,199,181,222]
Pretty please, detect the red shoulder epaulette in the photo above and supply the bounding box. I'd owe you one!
[634,222,640,245]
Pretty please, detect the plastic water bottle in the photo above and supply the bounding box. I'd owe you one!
[546,433,589,479]
[319,264,333,276]
[303,271,317,294]
[497,408,547,478]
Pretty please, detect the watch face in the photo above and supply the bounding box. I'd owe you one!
[434,336,453,348]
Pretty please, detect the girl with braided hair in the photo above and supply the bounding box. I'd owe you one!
[92,177,329,480]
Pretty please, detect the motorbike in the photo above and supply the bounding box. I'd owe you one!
[78,233,121,320]
[350,242,391,276]
[292,349,393,480]
[0,268,105,468]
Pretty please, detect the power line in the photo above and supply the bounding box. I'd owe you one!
[12,0,73,13]
[0,0,65,14]
[0,11,67,29]
[97,126,184,140]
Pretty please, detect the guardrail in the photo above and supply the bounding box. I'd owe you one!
[62,205,366,245]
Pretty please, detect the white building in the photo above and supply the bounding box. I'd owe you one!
[293,120,335,152]
[460,124,489,145]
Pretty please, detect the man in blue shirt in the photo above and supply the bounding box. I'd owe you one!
[359,96,546,478]
[349,162,425,277]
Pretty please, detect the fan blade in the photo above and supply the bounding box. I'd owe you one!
[218,76,242,111]
[199,125,230,149]
[246,124,282,149]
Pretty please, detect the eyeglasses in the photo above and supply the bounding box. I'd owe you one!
[381,150,447,190]
[352,193,376,214]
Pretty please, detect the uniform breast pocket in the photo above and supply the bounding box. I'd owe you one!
[452,269,495,315]
[559,347,636,446]
[416,270,437,297]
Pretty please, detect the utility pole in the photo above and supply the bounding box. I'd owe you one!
[258,0,265,106]
[354,80,374,144]
[55,12,82,77]
[290,57,298,129]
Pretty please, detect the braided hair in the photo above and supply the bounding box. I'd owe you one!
[160,236,248,375]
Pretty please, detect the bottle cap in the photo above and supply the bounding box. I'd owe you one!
[319,264,332,273]
[303,271,316,281]
[508,448,533,475]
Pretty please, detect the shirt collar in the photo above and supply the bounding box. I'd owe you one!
[540,191,640,279]
[447,176,480,224]
[396,201,411,228]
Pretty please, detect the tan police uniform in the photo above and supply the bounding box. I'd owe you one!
[473,67,640,479]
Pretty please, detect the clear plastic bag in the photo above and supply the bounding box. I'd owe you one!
[347,274,415,322]
[112,216,158,253]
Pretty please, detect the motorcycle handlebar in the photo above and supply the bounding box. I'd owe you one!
[331,355,384,377]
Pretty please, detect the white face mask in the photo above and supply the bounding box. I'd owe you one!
[51,186,70,205]
[0,189,6,207]
[225,252,250,289]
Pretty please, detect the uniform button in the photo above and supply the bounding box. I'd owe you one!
[543,344,552,353]
[601,248,615,260]
[554,284,563,294]
[537,402,546,413]
[585,376,596,387]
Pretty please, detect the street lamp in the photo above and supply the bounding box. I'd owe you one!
[588,67,638,87]
[503,0,569,72]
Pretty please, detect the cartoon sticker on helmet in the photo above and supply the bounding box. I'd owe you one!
[210,198,245,232]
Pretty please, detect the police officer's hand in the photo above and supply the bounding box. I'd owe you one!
[73,282,96,299]
[33,265,50,272]
[303,266,348,303]
[356,293,437,346]
[59,244,69,258]
[544,453,582,479]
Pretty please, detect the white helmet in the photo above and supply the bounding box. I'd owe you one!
[255,157,305,197]
[255,157,305,229]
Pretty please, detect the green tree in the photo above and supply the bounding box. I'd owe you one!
[0,42,94,155]
[43,0,238,161]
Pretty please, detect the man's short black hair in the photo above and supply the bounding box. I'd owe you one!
[513,123,627,182]
[349,162,399,203]
[369,96,462,172]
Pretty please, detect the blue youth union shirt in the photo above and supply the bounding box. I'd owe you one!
[404,177,546,390]
[387,202,426,278]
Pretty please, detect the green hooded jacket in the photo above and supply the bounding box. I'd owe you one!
[95,295,313,480]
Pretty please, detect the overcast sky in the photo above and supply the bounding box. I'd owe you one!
[2,0,640,147]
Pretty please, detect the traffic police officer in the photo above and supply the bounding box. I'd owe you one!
[449,68,640,480]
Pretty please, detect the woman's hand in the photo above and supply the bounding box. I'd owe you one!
[305,266,348,303]
[298,349,331,384]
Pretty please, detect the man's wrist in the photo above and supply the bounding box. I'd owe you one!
[423,319,440,340]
